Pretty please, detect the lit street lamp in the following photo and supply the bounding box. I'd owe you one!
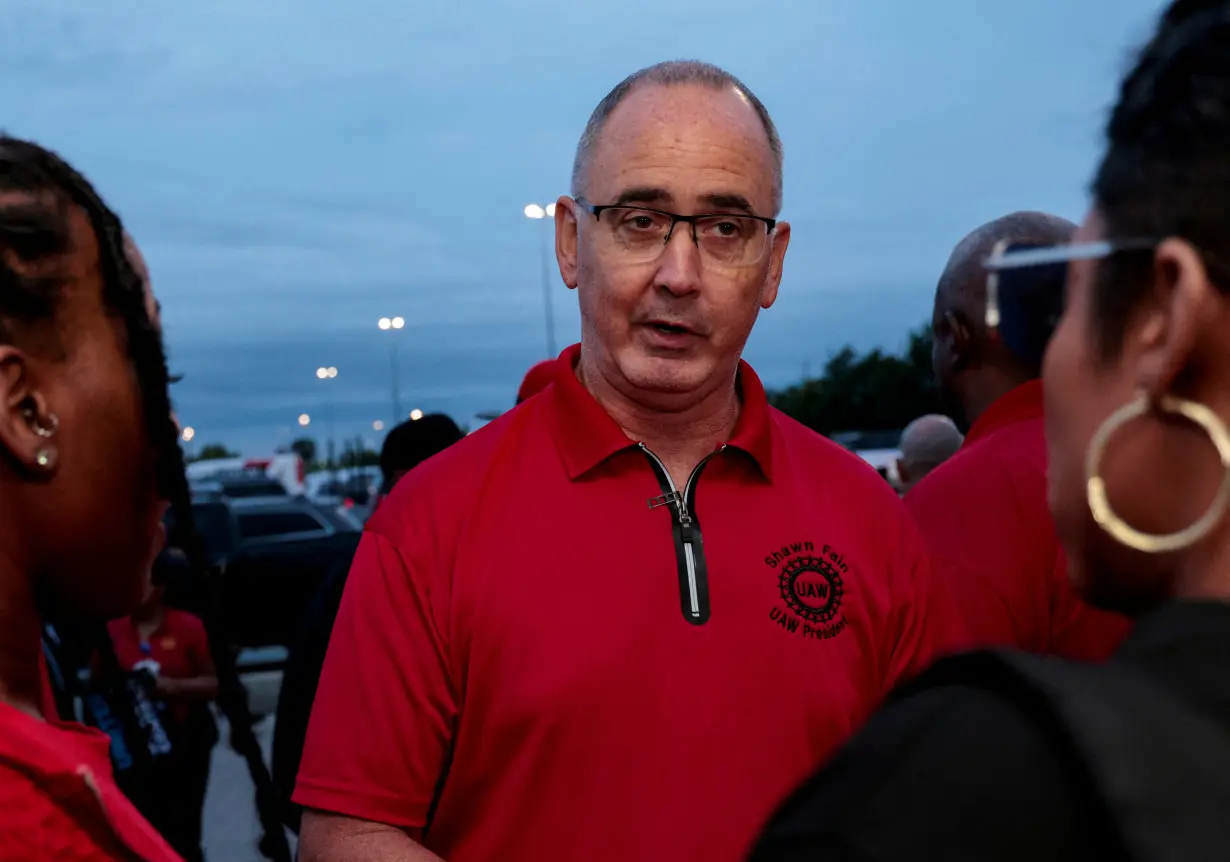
[377,316,406,422]
[315,367,340,480]
[298,413,311,427]
[409,408,423,421]
[373,420,385,432]
[181,426,196,443]
[524,202,559,358]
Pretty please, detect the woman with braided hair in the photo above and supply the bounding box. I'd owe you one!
[0,134,193,861]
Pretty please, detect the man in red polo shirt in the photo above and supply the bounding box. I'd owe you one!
[295,60,958,862]
[909,211,1130,659]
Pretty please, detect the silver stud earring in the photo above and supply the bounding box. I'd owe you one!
[35,448,57,470]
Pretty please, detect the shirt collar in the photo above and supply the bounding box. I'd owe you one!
[963,379,1044,448]
[545,343,774,481]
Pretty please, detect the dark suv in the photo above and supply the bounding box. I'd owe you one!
[175,496,362,648]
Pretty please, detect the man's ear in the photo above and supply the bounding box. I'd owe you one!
[555,196,580,291]
[1132,237,1219,401]
[760,221,791,310]
[0,346,59,476]
[944,310,979,373]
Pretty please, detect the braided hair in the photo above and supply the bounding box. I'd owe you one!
[0,136,291,862]
[0,136,186,508]
[1089,0,1230,357]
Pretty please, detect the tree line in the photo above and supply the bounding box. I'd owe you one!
[766,324,942,437]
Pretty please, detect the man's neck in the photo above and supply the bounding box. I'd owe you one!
[578,353,740,487]
[961,371,1032,428]
[0,548,45,718]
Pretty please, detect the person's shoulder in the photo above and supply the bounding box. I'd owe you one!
[908,416,1046,507]
[770,408,899,490]
[164,608,206,636]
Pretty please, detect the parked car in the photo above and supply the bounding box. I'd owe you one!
[192,470,290,501]
[168,496,362,649]
[831,429,904,487]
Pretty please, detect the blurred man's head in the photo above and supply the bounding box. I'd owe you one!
[555,60,791,412]
[517,360,557,404]
[379,414,464,495]
[931,211,1075,425]
[896,414,964,492]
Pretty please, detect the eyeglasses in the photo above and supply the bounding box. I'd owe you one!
[577,201,776,268]
[982,238,1157,328]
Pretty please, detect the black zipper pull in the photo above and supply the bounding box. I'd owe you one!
[648,490,682,510]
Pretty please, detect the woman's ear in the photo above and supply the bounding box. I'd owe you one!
[1133,238,1219,400]
[0,346,59,476]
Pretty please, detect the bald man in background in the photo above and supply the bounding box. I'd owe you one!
[908,211,1131,660]
[896,415,963,494]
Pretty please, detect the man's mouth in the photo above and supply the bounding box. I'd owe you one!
[648,321,695,336]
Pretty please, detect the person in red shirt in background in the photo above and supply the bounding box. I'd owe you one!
[908,211,1131,659]
[0,136,184,860]
[105,549,218,862]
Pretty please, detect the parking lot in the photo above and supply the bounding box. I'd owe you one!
[202,661,294,861]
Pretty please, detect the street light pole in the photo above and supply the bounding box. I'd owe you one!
[378,316,406,424]
[390,337,402,421]
[524,203,558,358]
[316,366,339,483]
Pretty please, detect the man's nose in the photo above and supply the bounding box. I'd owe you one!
[655,223,703,296]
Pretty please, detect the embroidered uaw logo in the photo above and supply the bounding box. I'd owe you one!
[778,555,844,625]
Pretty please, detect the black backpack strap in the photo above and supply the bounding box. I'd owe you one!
[900,650,1230,862]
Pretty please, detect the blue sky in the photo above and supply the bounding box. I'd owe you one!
[1,0,1166,454]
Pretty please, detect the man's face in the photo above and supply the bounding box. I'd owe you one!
[560,83,790,403]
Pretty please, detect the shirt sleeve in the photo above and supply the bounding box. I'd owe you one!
[293,527,457,832]
[748,685,1098,862]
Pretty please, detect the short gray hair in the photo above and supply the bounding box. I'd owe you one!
[899,414,964,472]
[571,60,784,214]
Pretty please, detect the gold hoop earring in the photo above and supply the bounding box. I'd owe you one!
[1085,392,1230,553]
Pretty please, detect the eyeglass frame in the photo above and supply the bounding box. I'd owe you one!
[574,199,778,265]
[982,238,1158,329]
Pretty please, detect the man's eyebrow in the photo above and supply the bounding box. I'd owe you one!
[612,187,673,207]
[700,193,756,215]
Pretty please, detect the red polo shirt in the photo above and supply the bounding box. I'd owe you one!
[905,380,1131,659]
[295,344,961,862]
[0,702,181,861]
[107,610,211,726]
